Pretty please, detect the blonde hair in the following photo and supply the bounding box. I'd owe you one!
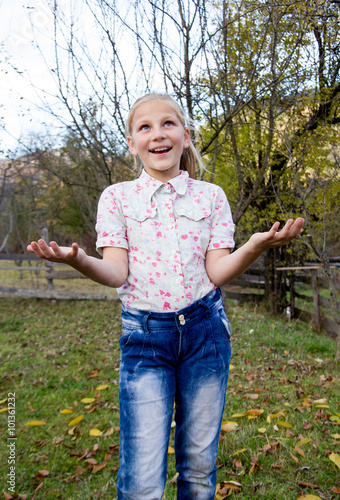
[125,93,204,179]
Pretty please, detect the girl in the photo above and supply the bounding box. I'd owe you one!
[28,93,304,500]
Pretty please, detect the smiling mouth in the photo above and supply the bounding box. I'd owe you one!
[150,147,172,154]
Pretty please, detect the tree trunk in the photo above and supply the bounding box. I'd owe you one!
[264,248,287,314]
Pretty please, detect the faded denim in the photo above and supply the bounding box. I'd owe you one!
[117,288,231,500]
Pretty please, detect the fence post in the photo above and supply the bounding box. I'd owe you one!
[41,228,54,291]
[311,269,321,331]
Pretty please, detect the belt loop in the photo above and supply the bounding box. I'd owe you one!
[143,312,151,334]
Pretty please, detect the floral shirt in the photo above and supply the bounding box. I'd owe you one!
[96,169,235,311]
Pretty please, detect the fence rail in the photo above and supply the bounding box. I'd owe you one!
[0,253,339,337]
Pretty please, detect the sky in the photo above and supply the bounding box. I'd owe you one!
[0,0,64,155]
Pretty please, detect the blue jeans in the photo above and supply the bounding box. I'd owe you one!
[117,288,231,500]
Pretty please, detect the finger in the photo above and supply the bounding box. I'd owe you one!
[36,239,56,259]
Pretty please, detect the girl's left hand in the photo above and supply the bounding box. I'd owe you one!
[249,218,304,251]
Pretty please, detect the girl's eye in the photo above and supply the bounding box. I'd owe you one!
[164,120,174,127]
[140,124,150,131]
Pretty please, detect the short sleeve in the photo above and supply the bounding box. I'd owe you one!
[95,185,129,255]
[207,187,235,251]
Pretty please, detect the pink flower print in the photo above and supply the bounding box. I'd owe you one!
[156,272,161,277]
[163,302,171,311]
[186,292,193,300]
[149,277,156,285]
[222,222,229,227]
[152,262,157,267]
[194,236,198,241]
[213,243,220,248]
[157,231,162,238]
[181,234,188,240]
[102,231,108,237]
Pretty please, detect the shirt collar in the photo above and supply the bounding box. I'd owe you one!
[138,169,189,199]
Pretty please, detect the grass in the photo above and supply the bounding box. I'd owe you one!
[0,297,339,500]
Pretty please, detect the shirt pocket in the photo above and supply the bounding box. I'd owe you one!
[176,203,211,222]
[121,201,158,262]
[175,203,212,256]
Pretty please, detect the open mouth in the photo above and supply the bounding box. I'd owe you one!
[150,147,172,154]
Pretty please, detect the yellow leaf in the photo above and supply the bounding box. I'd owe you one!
[89,429,102,436]
[221,423,238,432]
[81,398,96,404]
[277,420,293,428]
[296,496,322,500]
[168,446,175,454]
[0,407,9,413]
[273,424,279,431]
[295,447,305,457]
[258,428,266,434]
[267,415,272,424]
[92,462,107,473]
[313,398,327,404]
[245,407,264,415]
[331,433,340,439]
[248,415,258,420]
[296,438,312,448]
[330,415,340,423]
[60,409,74,414]
[269,411,285,419]
[104,427,114,436]
[68,415,83,427]
[230,448,247,457]
[95,384,109,391]
[231,412,247,418]
[290,452,299,463]
[315,404,329,408]
[24,420,47,426]
[229,364,235,370]
[329,452,340,469]
[0,397,8,404]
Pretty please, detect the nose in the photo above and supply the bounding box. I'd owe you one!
[152,125,166,140]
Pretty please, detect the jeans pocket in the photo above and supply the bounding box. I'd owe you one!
[216,307,231,341]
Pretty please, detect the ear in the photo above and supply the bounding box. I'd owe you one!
[127,135,138,156]
[183,128,191,149]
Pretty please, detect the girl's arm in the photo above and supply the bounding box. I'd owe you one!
[205,218,304,287]
[27,240,128,288]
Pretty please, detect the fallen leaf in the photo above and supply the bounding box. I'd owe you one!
[95,384,109,391]
[230,448,247,457]
[277,420,293,428]
[24,420,47,426]
[329,452,340,469]
[296,496,322,500]
[168,446,175,454]
[244,393,259,400]
[295,447,305,458]
[0,407,9,413]
[81,398,96,404]
[296,438,312,448]
[60,409,74,414]
[298,481,318,489]
[217,480,242,495]
[221,422,238,432]
[92,462,107,473]
[258,428,266,434]
[290,452,299,463]
[36,469,49,481]
[89,429,102,436]
[68,415,83,427]
[331,487,340,493]
[331,433,340,439]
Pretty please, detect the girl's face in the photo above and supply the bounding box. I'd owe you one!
[127,100,190,182]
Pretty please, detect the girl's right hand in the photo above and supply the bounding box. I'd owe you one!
[27,239,85,265]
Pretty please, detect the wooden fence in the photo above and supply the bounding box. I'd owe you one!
[0,253,339,338]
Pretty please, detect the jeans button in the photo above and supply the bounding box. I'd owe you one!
[178,314,186,325]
